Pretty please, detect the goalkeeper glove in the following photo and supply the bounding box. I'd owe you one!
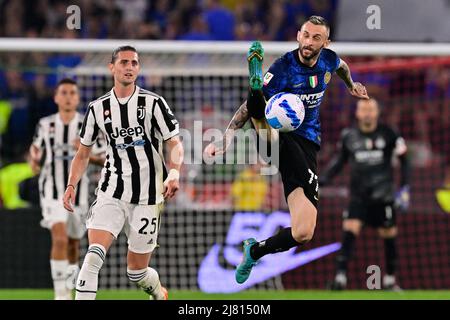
[395,185,410,211]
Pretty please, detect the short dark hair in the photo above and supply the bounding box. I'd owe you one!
[111,45,138,63]
[56,78,77,90]
[302,15,330,37]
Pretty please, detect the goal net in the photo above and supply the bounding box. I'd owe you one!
[0,40,449,291]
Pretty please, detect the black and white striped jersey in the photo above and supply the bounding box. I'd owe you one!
[79,86,179,205]
[32,112,106,207]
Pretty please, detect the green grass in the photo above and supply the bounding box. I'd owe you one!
[0,289,449,300]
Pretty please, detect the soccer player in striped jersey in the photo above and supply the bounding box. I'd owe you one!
[63,46,184,300]
[30,78,106,300]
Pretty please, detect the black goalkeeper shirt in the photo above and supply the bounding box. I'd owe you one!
[321,124,408,203]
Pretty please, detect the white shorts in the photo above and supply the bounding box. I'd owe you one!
[40,199,88,240]
[87,191,164,254]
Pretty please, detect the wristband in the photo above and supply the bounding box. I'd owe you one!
[165,169,180,181]
[66,184,76,190]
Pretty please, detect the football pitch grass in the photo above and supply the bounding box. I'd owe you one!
[0,289,449,300]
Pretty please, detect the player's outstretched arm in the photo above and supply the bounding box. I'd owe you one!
[204,101,250,157]
[163,136,184,199]
[336,59,369,99]
[63,144,92,212]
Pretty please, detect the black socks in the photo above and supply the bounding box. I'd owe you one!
[250,227,300,260]
[247,88,266,120]
[336,231,356,273]
[384,237,397,275]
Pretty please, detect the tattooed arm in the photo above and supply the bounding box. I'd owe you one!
[336,59,369,99]
[204,101,250,157]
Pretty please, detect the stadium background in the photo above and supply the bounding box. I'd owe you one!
[0,0,449,299]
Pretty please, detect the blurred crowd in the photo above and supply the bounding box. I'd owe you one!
[0,0,337,41]
[0,0,449,211]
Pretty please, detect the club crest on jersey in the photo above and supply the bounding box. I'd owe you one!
[137,105,146,120]
[365,138,373,150]
[324,71,331,84]
[309,75,318,88]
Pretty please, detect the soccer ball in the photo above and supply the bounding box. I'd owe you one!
[265,92,305,132]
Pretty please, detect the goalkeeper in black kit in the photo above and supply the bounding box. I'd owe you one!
[320,98,410,291]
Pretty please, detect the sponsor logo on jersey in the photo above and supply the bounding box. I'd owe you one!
[298,91,325,108]
[115,139,146,150]
[355,150,383,163]
[110,125,144,139]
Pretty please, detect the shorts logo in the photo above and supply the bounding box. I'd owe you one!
[263,72,274,86]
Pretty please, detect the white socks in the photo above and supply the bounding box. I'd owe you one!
[75,244,106,300]
[127,267,166,300]
[50,259,70,300]
[66,264,80,290]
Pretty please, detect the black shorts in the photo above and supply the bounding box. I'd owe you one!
[278,133,320,208]
[345,200,396,228]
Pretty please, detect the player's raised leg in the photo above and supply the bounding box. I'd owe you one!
[246,41,278,144]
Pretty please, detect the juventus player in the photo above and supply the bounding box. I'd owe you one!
[30,78,105,300]
[63,46,183,300]
[320,98,410,290]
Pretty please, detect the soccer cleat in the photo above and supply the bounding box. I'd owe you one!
[383,275,403,292]
[235,238,258,284]
[247,41,264,90]
[328,272,347,291]
[160,286,169,300]
[148,284,169,300]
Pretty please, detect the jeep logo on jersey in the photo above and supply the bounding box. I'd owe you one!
[110,125,144,139]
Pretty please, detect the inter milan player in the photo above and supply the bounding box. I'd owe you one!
[204,16,369,284]
[320,98,410,291]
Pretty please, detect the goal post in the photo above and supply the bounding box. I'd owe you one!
[0,40,449,292]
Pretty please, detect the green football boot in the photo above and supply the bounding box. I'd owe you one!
[247,41,264,90]
[235,238,258,284]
